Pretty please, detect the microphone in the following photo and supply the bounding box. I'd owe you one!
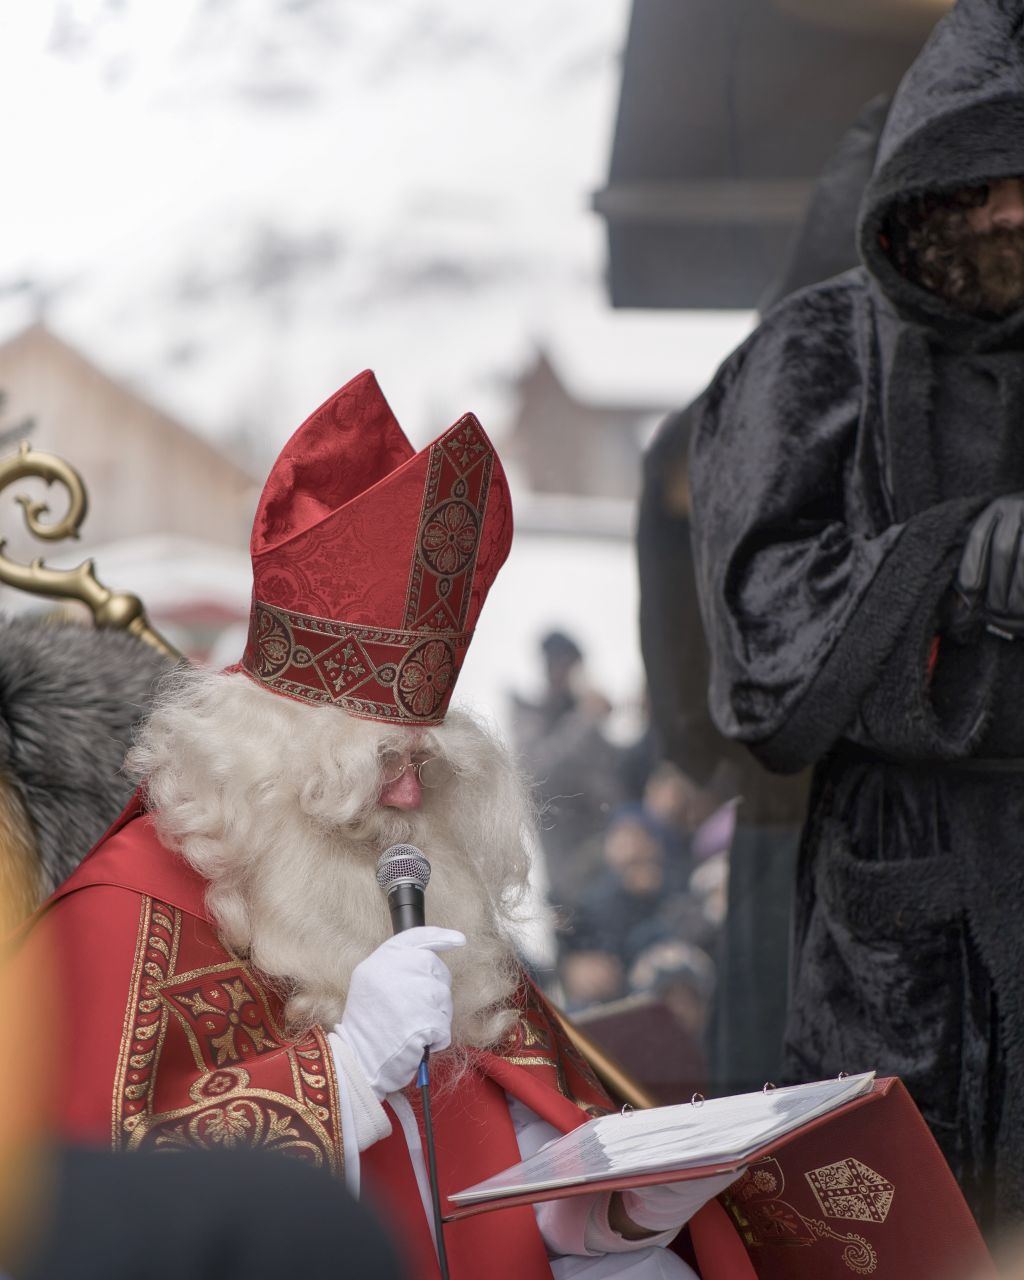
[374,842,449,1278]
[375,844,432,934]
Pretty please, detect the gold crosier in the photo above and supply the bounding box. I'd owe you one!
[0,441,656,1111]
[0,442,178,660]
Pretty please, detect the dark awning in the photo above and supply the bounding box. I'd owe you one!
[595,0,942,308]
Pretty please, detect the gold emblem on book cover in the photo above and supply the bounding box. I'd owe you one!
[726,1156,880,1275]
[806,1158,895,1224]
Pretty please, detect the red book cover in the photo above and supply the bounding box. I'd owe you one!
[717,1078,993,1280]
[449,1079,993,1280]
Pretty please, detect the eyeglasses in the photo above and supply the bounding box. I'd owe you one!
[379,753,458,789]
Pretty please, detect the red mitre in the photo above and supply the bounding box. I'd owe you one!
[237,370,513,725]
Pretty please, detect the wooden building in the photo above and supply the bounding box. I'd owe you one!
[0,323,257,559]
[0,324,258,657]
[505,309,752,504]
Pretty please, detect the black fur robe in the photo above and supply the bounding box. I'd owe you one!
[0,616,173,905]
[638,97,889,1096]
[691,0,1024,1227]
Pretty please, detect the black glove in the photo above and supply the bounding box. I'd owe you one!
[953,495,1024,639]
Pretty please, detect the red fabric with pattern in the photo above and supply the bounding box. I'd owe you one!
[18,810,753,1277]
[236,370,513,724]
[22,808,344,1170]
[361,990,614,1280]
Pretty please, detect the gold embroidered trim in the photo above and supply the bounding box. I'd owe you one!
[403,419,493,633]
[111,896,154,1147]
[242,600,471,721]
[112,899,342,1170]
[113,896,180,1147]
[125,1072,337,1169]
[498,994,608,1118]
[157,960,287,1073]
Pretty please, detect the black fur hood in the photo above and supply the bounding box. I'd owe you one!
[858,0,1024,342]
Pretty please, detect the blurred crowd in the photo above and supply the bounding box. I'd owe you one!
[511,629,737,1103]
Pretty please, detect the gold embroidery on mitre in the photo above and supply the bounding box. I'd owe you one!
[806,1158,895,1225]
[243,600,469,722]
[243,415,499,722]
[403,419,494,634]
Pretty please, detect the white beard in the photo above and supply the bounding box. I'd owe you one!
[129,669,535,1049]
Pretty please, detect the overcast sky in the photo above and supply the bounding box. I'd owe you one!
[0,1,757,724]
[0,0,638,456]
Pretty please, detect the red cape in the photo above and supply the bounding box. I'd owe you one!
[20,801,747,1279]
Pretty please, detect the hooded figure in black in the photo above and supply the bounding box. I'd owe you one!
[639,94,888,1100]
[690,0,1024,1228]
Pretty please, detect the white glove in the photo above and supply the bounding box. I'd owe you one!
[334,926,465,1101]
[620,1181,717,1233]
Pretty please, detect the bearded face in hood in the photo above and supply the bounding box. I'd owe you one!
[885,177,1024,319]
[855,0,1024,335]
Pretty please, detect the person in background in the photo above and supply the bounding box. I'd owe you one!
[642,762,736,865]
[615,690,661,804]
[511,629,623,910]
[559,805,692,1011]
[629,939,716,1052]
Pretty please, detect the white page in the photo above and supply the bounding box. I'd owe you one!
[452,1072,875,1205]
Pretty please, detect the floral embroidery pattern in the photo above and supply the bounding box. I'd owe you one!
[240,603,471,722]
[752,1168,780,1195]
[252,605,292,677]
[421,500,479,575]
[164,972,281,1069]
[397,640,455,718]
[146,1071,330,1166]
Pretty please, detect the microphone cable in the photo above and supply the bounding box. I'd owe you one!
[417,1048,450,1280]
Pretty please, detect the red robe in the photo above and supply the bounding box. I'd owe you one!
[18,801,748,1280]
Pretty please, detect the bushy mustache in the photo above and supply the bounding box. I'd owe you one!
[906,209,1024,318]
[969,227,1024,315]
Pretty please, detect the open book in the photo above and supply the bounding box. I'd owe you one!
[448,1071,875,1220]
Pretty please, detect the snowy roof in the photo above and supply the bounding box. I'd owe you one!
[537,304,755,411]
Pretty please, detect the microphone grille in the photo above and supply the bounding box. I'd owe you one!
[375,844,431,894]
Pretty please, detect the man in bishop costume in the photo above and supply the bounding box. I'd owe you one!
[18,372,740,1279]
